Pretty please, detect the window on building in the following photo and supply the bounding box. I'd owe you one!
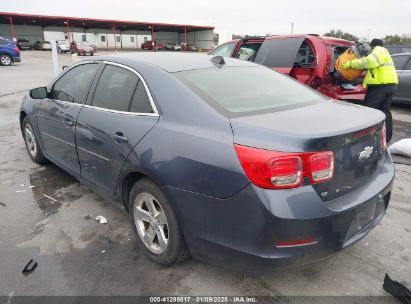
[101,35,106,42]
[144,37,148,42]
[130,36,135,43]
[81,34,86,42]
[116,36,121,43]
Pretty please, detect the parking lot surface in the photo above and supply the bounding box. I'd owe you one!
[0,51,410,302]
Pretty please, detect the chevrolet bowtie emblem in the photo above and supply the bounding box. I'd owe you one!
[359,146,373,160]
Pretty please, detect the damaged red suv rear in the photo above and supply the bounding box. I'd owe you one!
[209,34,366,102]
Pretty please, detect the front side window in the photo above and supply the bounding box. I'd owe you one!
[175,66,324,115]
[392,55,410,70]
[92,65,138,112]
[209,42,236,57]
[51,63,99,104]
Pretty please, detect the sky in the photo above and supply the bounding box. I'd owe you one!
[1,0,410,39]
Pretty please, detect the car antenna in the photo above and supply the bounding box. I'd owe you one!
[210,56,225,66]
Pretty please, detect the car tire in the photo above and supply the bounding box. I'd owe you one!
[0,54,12,66]
[90,53,94,56]
[22,116,48,164]
[129,178,190,266]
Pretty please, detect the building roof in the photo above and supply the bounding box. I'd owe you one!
[0,12,214,33]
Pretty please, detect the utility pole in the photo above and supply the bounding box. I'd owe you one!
[291,22,294,34]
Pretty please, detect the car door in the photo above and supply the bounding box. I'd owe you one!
[36,62,100,175]
[392,54,411,103]
[76,62,159,196]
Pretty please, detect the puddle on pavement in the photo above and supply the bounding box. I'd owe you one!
[28,164,87,214]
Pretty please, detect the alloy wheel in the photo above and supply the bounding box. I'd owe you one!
[133,192,169,254]
[24,124,37,158]
[0,55,11,66]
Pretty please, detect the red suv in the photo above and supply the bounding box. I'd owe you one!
[209,34,366,101]
[141,40,164,51]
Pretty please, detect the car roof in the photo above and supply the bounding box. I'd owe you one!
[95,52,258,72]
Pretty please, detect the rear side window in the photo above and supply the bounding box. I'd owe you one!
[235,43,261,61]
[176,66,324,115]
[130,82,153,113]
[209,42,236,57]
[392,55,410,70]
[92,65,138,111]
[51,63,99,104]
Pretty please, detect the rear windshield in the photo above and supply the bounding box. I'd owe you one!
[175,66,324,115]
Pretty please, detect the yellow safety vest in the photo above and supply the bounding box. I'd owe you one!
[349,46,398,88]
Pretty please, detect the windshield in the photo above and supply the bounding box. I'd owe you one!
[80,42,90,47]
[58,40,68,45]
[175,66,325,115]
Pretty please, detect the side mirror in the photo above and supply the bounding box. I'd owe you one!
[62,65,68,71]
[29,87,48,99]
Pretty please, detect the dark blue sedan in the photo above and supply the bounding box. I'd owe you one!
[20,53,394,269]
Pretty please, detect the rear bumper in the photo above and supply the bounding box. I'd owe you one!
[167,152,394,271]
[13,56,21,62]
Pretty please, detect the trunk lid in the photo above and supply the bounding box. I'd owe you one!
[230,101,386,201]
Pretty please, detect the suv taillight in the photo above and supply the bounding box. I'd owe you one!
[234,144,334,190]
[381,123,386,152]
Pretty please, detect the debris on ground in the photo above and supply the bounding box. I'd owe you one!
[19,184,25,187]
[43,194,57,202]
[0,201,6,207]
[101,250,106,253]
[95,215,108,224]
[15,190,25,193]
[389,138,411,158]
[29,185,35,189]
[84,214,92,220]
[383,273,411,304]
[22,259,38,275]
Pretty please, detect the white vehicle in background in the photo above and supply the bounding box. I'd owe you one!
[165,42,182,51]
[57,40,70,53]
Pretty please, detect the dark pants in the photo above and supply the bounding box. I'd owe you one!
[364,85,397,141]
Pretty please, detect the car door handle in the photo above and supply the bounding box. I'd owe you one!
[113,132,129,143]
[63,120,74,127]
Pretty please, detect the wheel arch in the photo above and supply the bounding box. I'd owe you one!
[120,169,165,213]
[19,111,27,130]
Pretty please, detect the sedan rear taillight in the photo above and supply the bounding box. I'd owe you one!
[381,123,386,153]
[309,152,334,184]
[234,144,334,190]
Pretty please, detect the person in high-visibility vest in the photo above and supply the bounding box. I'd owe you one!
[343,38,398,142]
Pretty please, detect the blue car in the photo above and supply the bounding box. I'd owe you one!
[0,37,21,66]
[20,53,394,269]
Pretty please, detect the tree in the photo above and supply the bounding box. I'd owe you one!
[384,34,411,45]
[324,30,359,42]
